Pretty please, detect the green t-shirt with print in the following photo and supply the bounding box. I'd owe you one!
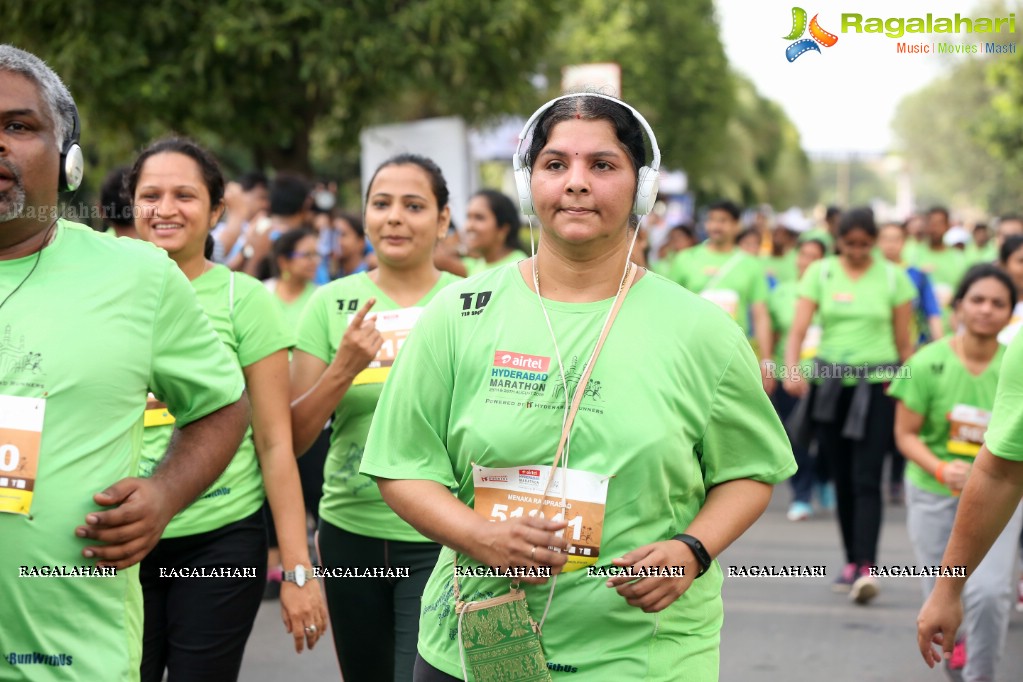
[0,222,243,682]
[297,271,461,542]
[359,266,795,680]
[985,332,1023,461]
[798,257,915,384]
[140,266,291,538]
[965,242,998,265]
[888,339,1004,496]
[668,244,768,336]
[462,249,528,278]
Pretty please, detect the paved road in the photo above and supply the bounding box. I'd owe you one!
[240,490,1023,681]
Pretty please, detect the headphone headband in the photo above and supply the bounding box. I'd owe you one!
[512,93,661,216]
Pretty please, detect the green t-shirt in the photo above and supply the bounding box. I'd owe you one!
[668,244,768,336]
[965,242,998,266]
[268,280,318,346]
[762,250,797,286]
[0,222,243,681]
[462,249,528,278]
[359,266,796,680]
[985,332,1023,461]
[798,257,915,384]
[888,339,1003,496]
[768,279,820,368]
[910,246,968,323]
[297,271,460,541]
[140,266,291,538]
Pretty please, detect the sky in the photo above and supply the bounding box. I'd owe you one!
[713,0,1008,155]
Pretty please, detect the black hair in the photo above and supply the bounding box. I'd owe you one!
[736,227,761,245]
[1000,234,1023,264]
[973,222,989,234]
[269,173,310,216]
[336,210,365,240]
[837,207,878,239]
[238,171,268,192]
[800,238,828,258]
[472,189,521,250]
[999,214,1023,225]
[825,206,842,221]
[126,137,225,209]
[100,166,133,227]
[927,206,950,222]
[271,227,318,277]
[954,263,1017,310]
[365,153,450,210]
[523,95,646,184]
[707,199,741,222]
[669,223,696,241]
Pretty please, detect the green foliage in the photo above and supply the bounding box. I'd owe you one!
[3,0,564,175]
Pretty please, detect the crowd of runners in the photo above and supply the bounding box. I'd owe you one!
[3,44,1023,682]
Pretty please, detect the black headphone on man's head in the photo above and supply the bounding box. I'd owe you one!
[59,105,84,193]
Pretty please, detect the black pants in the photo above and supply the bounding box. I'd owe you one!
[814,382,894,566]
[772,385,825,504]
[139,510,267,682]
[413,653,462,681]
[317,520,441,682]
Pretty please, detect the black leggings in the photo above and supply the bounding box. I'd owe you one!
[414,653,462,681]
[814,382,894,566]
[317,520,441,682]
[139,510,267,682]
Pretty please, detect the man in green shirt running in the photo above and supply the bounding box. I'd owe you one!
[0,46,249,682]
[669,200,774,393]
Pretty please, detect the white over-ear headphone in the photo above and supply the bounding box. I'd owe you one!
[512,93,661,217]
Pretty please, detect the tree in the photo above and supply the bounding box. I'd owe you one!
[3,0,564,174]
[537,0,733,185]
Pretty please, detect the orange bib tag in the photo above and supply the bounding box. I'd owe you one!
[0,395,45,516]
[472,464,610,572]
[352,307,423,386]
[947,404,991,457]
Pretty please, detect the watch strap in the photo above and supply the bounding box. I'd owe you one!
[672,533,712,578]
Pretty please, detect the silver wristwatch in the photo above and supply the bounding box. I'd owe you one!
[283,565,310,587]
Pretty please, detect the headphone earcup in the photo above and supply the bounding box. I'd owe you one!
[514,161,535,216]
[632,166,659,216]
[60,143,84,192]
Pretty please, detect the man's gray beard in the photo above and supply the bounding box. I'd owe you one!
[0,185,26,223]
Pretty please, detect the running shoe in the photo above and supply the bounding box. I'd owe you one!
[850,565,879,604]
[786,501,814,522]
[817,482,836,512]
[832,562,857,592]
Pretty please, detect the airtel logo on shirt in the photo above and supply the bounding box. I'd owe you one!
[493,351,551,372]
[519,469,541,477]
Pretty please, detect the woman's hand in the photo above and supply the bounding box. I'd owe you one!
[279,580,329,653]
[331,299,383,381]
[783,375,808,398]
[605,539,697,613]
[917,588,962,668]
[942,460,972,493]
[475,516,570,585]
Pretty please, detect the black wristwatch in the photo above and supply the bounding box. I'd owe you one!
[672,534,712,578]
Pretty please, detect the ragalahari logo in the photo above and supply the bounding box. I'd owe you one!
[784,7,838,62]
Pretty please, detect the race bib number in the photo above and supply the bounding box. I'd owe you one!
[144,392,175,428]
[0,395,45,515]
[947,404,991,457]
[801,324,822,361]
[472,464,610,572]
[700,289,740,320]
[351,307,423,386]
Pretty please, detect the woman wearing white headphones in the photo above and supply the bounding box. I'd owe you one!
[359,94,795,681]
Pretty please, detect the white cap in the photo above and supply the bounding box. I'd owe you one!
[944,226,970,247]
[776,207,811,233]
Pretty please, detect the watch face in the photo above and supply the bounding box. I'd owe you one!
[295,564,307,587]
